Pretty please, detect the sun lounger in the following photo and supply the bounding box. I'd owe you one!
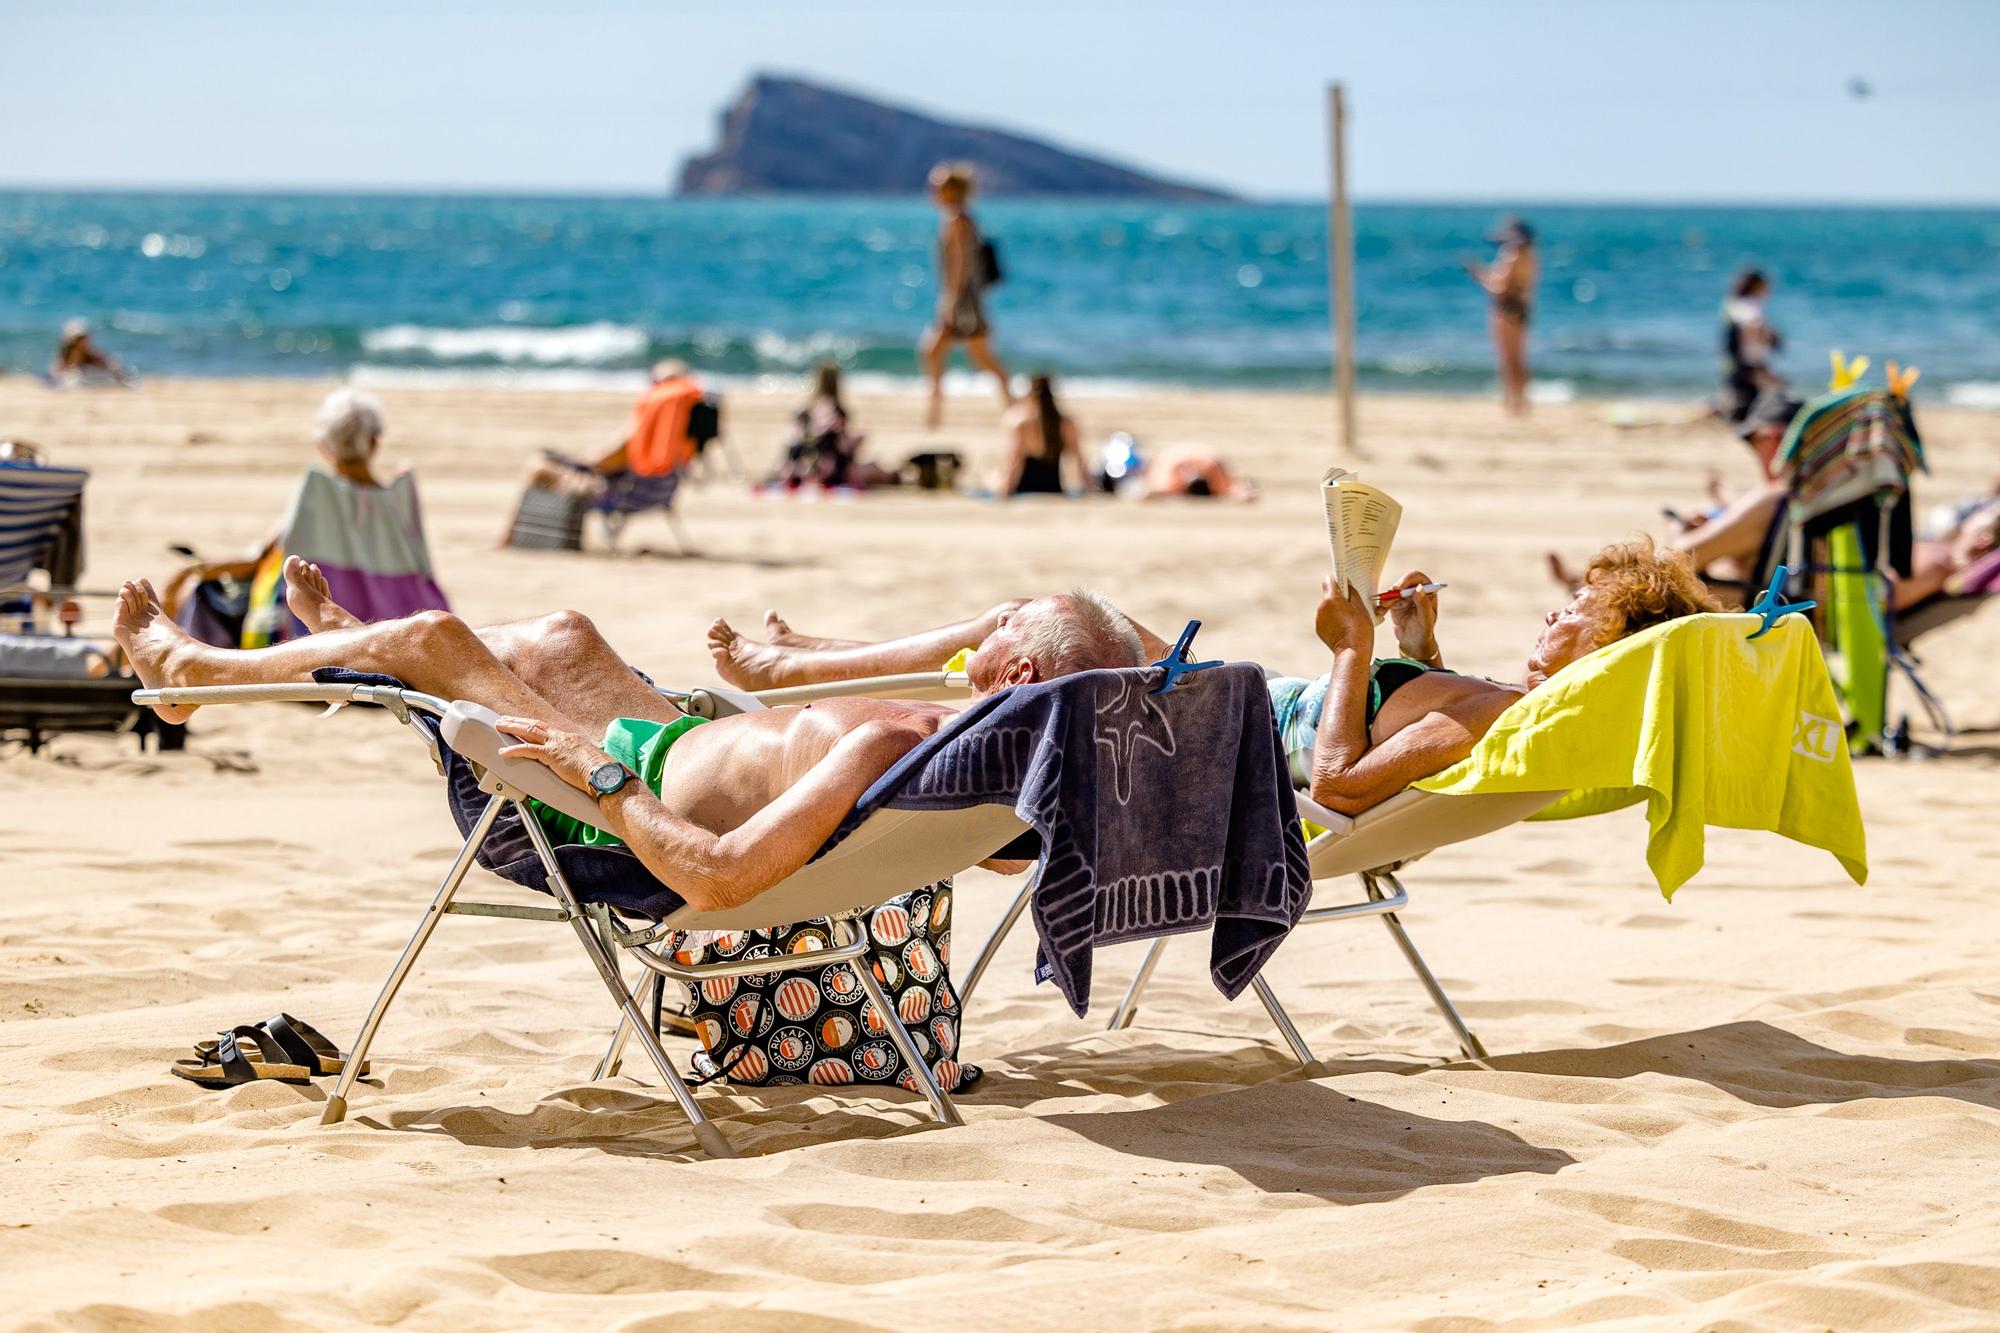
[135,659,1307,1156]
[960,613,1868,1068]
[1,456,170,752]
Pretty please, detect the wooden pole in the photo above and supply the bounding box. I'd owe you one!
[1328,83,1359,456]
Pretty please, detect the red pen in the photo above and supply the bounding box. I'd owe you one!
[1377,581,1448,601]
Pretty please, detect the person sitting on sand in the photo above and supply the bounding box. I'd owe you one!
[999,374,1086,497]
[772,363,892,490]
[162,388,448,645]
[115,565,1143,912]
[713,540,1716,817]
[50,318,128,385]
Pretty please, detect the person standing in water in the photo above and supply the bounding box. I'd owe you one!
[1719,268,1786,425]
[920,162,1012,428]
[1465,217,1538,417]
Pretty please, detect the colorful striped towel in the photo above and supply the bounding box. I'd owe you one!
[244,469,448,645]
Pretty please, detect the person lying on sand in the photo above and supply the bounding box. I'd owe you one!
[115,562,1143,912]
[716,540,1714,817]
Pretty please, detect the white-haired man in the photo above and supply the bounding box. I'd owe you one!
[114,564,1145,913]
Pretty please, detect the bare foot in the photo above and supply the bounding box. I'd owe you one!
[761,609,862,650]
[283,556,362,634]
[707,616,807,691]
[1544,552,1581,591]
[112,578,201,722]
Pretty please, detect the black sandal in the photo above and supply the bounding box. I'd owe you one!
[172,1025,313,1087]
[188,1013,367,1078]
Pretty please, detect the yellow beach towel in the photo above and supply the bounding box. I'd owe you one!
[1414,612,1867,896]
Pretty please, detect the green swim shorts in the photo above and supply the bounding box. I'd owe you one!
[527,713,707,848]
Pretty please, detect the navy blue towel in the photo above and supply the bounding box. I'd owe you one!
[322,660,1312,1015]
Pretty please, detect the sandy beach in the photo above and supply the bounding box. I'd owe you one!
[3,376,1998,1330]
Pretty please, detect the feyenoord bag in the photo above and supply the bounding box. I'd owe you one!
[663,878,980,1093]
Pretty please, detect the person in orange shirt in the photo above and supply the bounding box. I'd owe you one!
[506,361,708,546]
[595,359,705,478]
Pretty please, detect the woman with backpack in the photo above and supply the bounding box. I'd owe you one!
[920,162,1013,428]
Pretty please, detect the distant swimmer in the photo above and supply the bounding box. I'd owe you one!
[1464,217,1537,418]
[920,162,1012,429]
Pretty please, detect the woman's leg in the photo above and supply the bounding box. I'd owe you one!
[920,325,951,428]
[706,599,1033,690]
[963,334,1014,407]
[1495,316,1529,415]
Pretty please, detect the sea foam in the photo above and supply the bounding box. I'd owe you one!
[359,321,647,365]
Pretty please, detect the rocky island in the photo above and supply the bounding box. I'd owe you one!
[677,75,1233,200]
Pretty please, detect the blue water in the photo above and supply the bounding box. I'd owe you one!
[2,191,1997,402]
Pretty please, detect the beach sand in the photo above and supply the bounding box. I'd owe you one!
[3,377,1998,1330]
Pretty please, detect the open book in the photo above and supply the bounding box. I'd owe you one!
[1321,466,1403,606]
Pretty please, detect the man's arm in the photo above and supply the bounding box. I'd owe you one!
[499,717,920,913]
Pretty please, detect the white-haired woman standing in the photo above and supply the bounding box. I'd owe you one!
[165,388,449,646]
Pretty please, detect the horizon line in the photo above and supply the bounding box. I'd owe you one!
[2,181,1998,211]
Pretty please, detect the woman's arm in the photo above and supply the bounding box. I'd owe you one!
[941,216,973,297]
[1303,576,1482,815]
[1062,418,1086,493]
[1000,420,1029,496]
[1307,707,1485,815]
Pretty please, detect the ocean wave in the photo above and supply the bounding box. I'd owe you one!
[358,321,647,365]
[1945,381,2000,410]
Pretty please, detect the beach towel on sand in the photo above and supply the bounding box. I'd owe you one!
[1413,612,1868,895]
[338,660,1311,1017]
[245,469,448,645]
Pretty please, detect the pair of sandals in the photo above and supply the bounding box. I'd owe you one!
[171,1013,368,1088]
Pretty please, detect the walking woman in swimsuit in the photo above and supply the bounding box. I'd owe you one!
[920,162,1013,429]
[1465,216,1538,417]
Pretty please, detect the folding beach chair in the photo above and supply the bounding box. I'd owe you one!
[960,613,1866,1067]
[135,658,1302,1157]
[1,454,171,752]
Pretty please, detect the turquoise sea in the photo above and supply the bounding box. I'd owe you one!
[2,192,1996,403]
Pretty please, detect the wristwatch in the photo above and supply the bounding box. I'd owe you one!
[587,760,636,804]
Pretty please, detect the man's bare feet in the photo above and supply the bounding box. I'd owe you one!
[706,616,808,691]
[283,556,363,634]
[112,579,201,722]
[760,609,862,650]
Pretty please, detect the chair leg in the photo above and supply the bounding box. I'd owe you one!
[518,806,736,1158]
[1250,974,1318,1067]
[842,921,962,1127]
[1107,937,1168,1031]
[322,795,504,1126]
[594,1010,633,1082]
[957,881,1030,1006]
[1366,872,1488,1060]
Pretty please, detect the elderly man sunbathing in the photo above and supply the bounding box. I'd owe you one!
[114,563,1144,912]
[711,538,1718,817]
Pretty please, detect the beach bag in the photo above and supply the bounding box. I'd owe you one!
[664,879,979,1093]
[979,238,1003,288]
[687,395,722,449]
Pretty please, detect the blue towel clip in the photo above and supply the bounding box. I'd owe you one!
[1150,619,1224,694]
[1745,564,1816,640]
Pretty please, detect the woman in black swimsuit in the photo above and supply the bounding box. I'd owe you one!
[1001,374,1083,497]
[1465,217,1538,418]
[919,162,1013,429]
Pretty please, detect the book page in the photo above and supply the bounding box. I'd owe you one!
[1320,467,1402,604]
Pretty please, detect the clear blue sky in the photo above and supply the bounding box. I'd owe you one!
[8,0,1998,202]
